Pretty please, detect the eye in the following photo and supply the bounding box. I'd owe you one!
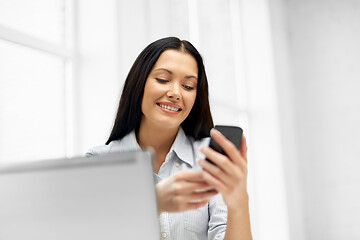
[155,78,169,83]
[183,85,194,90]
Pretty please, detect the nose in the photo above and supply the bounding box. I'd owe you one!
[167,84,181,101]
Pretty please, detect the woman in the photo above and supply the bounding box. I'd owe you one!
[87,37,251,240]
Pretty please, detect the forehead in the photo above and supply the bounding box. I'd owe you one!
[152,49,198,77]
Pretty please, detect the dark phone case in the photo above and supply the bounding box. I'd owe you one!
[207,125,243,162]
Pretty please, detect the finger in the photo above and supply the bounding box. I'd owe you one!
[210,129,243,166]
[200,147,238,177]
[173,197,209,212]
[186,190,218,201]
[184,199,209,211]
[172,181,213,195]
[201,170,228,193]
[199,155,246,190]
[199,159,242,188]
[240,134,248,162]
[174,170,206,182]
[197,158,236,188]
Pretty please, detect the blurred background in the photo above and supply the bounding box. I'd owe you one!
[1,0,359,239]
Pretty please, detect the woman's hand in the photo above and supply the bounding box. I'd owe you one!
[156,170,218,213]
[198,129,249,210]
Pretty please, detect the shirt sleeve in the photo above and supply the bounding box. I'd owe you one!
[85,148,96,157]
[208,193,228,240]
[85,144,111,157]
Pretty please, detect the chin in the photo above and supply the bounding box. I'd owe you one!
[155,118,183,130]
[159,122,181,130]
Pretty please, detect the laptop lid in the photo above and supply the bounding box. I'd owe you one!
[0,151,160,240]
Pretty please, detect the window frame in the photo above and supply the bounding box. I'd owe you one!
[0,0,78,159]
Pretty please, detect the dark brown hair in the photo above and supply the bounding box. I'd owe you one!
[106,37,213,144]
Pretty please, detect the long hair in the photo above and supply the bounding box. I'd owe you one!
[106,37,213,144]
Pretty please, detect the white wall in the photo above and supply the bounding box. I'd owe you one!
[272,0,360,239]
[268,0,306,239]
[240,1,290,239]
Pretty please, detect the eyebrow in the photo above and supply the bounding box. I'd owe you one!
[153,68,198,80]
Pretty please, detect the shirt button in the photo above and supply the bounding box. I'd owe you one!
[168,153,172,158]
[161,232,167,238]
[175,162,180,167]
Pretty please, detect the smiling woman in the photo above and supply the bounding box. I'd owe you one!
[86,37,252,240]
[141,50,198,133]
[105,37,213,145]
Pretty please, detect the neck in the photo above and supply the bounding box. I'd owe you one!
[137,119,179,168]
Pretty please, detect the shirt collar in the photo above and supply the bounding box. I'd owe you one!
[112,130,141,152]
[170,128,195,167]
[118,127,195,167]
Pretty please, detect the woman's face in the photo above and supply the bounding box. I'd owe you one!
[141,49,198,131]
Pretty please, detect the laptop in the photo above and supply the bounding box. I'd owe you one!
[0,151,160,240]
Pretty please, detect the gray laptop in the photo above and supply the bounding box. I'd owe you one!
[0,151,160,240]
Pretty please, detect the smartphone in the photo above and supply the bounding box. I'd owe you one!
[206,125,243,164]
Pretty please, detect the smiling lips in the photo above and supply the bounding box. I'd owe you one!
[156,102,182,114]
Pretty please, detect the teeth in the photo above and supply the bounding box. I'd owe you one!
[159,104,179,111]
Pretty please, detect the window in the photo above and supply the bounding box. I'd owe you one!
[0,0,75,163]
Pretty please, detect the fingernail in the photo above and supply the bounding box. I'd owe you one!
[210,128,214,136]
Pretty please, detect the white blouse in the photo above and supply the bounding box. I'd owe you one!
[86,127,227,240]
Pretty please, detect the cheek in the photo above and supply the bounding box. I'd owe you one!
[141,83,153,113]
[143,84,156,104]
[184,92,197,110]
[144,83,164,101]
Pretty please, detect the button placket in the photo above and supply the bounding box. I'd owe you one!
[159,211,170,239]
